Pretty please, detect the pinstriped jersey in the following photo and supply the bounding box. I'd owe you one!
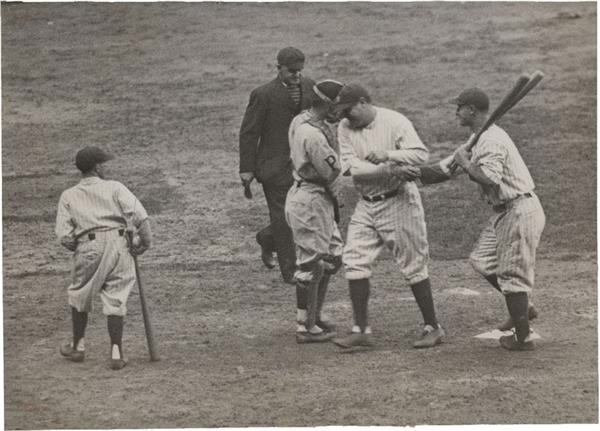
[470,124,535,206]
[56,177,148,241]
[338,106,429,196]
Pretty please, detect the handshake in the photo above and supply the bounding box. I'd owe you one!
[365,150,421,182]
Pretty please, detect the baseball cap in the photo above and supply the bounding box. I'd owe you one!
[75,146,114,173]
[449,87,490,111]
[333,84,371,112]
[277,47,305,69]
[313,79,344,102]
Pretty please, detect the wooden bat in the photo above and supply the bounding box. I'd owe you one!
[128,231,160,362]
[495,70,545,121]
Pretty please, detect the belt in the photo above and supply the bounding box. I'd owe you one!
[87,229,125,241]
[492,192,533,213]
[362,189,400,202]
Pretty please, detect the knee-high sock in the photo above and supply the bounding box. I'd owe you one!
[107,315,124,356]
[505,292,529,342]
[349,279,370,332]
[71,307,88,350]
[410,278,438,327]
[305,264,324,332]
[296,284,308,311]
[487,274,534,308]
[316,273,331,321]
[484,274,503,293]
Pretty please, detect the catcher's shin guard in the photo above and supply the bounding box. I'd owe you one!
[295,260,325,332]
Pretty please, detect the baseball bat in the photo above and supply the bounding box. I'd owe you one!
[495,70,545,120]
[128,232,160,362]
[448,72,533,172]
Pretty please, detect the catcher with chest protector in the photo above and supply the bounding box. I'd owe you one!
[285,79,345,343]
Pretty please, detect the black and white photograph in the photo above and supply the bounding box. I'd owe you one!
[1,0,597,428]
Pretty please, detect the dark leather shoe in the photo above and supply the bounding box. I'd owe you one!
[110,358,127,370]
[60,343,85,362]
[256,233,276,269]
[499,334,536,351]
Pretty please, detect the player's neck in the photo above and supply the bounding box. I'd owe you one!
[470,114,487,132]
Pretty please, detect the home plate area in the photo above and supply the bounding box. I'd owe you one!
[474,329,542,340]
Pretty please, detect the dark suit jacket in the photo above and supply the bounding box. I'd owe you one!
[239,76,315,185]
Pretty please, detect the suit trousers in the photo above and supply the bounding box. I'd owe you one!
[259,178,296,283]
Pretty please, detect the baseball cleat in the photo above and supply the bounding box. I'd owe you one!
[60,343,85,362]
[333,332,374,352]
[110,358,128,370]
[316,319,337,334]
[296,331,336,344]
[413,324,445,348]
[497,305,539,331]
[499,334,536,351]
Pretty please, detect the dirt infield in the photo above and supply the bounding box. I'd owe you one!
[2,2,597,428]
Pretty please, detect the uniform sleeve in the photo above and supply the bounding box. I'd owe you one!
[473,136,507,185]
[338,122,392,180]
[239,88,267,173]
[386,116,429,165]
[55,192,75,241]
[304,129,341,184]
[115,183,149,228]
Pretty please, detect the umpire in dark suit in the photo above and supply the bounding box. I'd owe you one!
[239,47,314,291]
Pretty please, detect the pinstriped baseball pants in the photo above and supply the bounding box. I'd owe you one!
[343,187,429,283]
[469,193,545,293]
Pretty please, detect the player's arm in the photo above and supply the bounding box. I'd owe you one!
[338,124,396,180]
[116,183,152,254]
[366,118,429,166]
[307,131,341,184]
[453,138,505,188]
[55,193,77,251]
[239,89,267,182]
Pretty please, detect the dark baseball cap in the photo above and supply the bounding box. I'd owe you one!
[277,47,305,69]
[449,87,490,111]
[75,146,114,173]
[332,84,371,112]
[313,79,344,102]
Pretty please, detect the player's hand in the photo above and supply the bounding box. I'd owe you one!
[239,172,254,185]
[60,237,77,252]
[365,150,389,164]
[131,245,148,256]
[453,147,472,170]
[390,165,421,181]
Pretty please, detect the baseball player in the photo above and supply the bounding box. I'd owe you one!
[420,87,545,351]
[285,79,345,343]
[331,84,445,351]
[55,146,152,369]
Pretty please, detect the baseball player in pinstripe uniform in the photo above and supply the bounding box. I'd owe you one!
[285,79,345,343]
[420,88,545,351]
[331,84,445,351]
[55,146,152,369]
